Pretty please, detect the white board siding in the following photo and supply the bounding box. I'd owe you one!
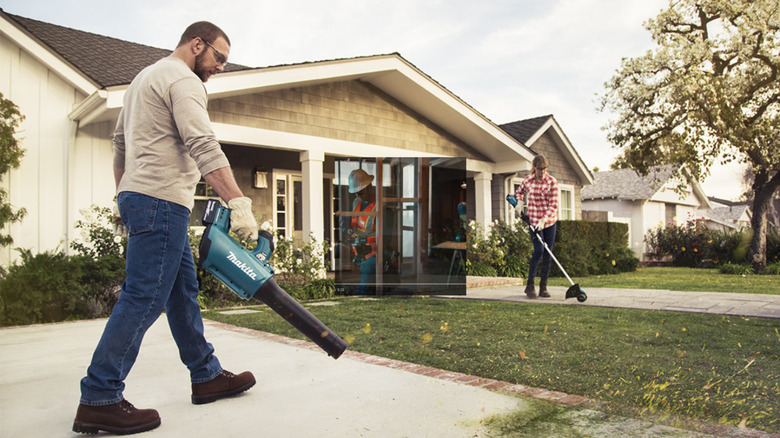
[0,33,92,265]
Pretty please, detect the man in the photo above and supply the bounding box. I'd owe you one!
[515,155,559,299]
[73,22,258,435]
[346,169,377,295]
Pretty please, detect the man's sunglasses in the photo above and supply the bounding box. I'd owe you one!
[198,37,227,65]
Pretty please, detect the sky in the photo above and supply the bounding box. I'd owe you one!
[2,0,749,200]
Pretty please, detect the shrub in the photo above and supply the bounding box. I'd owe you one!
[0,249,124,326]
[718,263,754,276]
[645,222,780,271]
[764,261,780,275]
[70,205,126,259]
[466,220,531,278]
[466,219,637,278]
[271,234,329,287]
[551,220,638,277]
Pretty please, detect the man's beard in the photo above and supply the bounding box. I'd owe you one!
[194,53,212,82]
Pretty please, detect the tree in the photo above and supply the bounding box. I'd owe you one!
[0,93,26,246]
[600,0,780,272]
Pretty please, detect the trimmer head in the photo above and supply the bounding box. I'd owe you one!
[566,284,588,302]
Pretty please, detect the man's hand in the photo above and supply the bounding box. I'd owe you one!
[112,197,127,237]
[228,197,258,242]
[536,218,546,230]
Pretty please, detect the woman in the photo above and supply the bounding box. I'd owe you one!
[515,155,559,298]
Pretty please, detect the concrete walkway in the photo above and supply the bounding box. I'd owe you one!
[449,281,780,320]
[1,283,779,437]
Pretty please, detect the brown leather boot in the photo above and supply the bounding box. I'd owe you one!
[524,278,536,299]
[538,279,550,298]
[73,399,160,435]
[191,370,256,405]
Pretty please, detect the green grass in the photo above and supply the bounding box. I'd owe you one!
[545,266,780,295]
[204,297,780,434]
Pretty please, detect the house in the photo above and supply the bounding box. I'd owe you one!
[581,166,712,260]
[696,197,752,231]
[0,11,593,283]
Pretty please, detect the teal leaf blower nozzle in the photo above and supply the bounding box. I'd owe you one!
[198,200,347,359]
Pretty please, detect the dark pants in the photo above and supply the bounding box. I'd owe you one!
[528,222,556,283]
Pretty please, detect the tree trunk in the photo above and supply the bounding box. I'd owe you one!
[748,169,780,272]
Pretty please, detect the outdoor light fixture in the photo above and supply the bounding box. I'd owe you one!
[460,180,467,189]
[253,168,268,189]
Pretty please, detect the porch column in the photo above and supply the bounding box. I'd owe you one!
[300,150,325,243]
[474,172,492,234]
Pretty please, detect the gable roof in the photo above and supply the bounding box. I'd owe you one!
[697,205,751,224]
[582,166,675,201]
[499,115,593,185]
[500,115,551,144]
[2,12,250,88]
[582,165,712,209]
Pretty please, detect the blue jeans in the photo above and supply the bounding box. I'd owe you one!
[80,192,222,405]
[358,255,376,295]
[528,223,556,283]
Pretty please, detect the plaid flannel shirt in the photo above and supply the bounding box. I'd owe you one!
[515,172,559,229]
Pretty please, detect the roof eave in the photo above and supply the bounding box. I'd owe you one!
[1,12,98,95]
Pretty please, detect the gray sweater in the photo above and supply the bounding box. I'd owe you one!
[113,57,230,210]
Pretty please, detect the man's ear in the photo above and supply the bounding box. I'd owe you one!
[189,37,203,56]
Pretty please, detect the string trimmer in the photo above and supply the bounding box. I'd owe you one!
[506,195,587,302]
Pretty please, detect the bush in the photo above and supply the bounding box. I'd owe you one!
[466,220,532,278]
[551,220,638,277]
[465,219,635,279]
[718,263,754,276]
[764,261,780,275]
[70,205,126,259]
[0,249,124,326]
[270,234,329,288]
[645,221,780,272]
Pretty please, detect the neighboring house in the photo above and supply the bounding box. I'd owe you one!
[581,166,712,260]
[696,197,752,231]
[0,11,592,277]
[499,115,594,223]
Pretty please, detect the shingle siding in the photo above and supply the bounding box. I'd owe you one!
[209,81,489,160]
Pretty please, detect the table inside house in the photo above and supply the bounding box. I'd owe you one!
[433,241,467,284]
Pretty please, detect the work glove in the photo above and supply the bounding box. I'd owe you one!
[514,202,524,219]
[536,218,546,230]
[228,197,258,242]
[112,196,127,238]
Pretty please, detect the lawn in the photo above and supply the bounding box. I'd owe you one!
[204,296,780,434]
[545,266,780,295]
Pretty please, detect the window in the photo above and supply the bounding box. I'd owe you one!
[559,185,574,220]
[274,173,303,243]
[275,177,287,239]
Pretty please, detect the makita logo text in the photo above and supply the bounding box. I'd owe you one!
[227,251,257,280]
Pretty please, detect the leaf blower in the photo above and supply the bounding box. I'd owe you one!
[506,195,587,302]
[198,199,348,359]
